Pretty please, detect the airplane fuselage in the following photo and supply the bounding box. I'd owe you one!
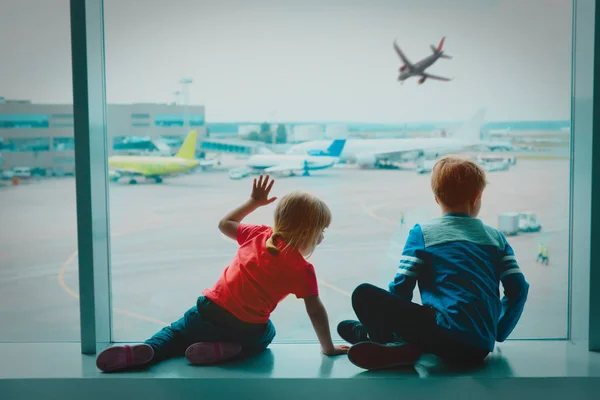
[398,53,442,81]
[108,155,199,177]
[246,154,337,171]
[288,138,480,164]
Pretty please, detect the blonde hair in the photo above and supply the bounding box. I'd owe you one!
[266,191,331,257]
[431,156,487,207]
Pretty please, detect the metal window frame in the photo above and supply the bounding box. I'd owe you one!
[69,0,599,353]
[70,0,113,355]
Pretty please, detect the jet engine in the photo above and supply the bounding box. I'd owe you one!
[399,65,407,72]
[418,76,427,85]
[355,154,377,168]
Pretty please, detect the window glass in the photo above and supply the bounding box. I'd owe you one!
[104,0,572,342]
[0,0,80,341]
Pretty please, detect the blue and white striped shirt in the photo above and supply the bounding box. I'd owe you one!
[389,213,530,351]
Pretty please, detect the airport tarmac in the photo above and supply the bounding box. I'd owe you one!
[0,158,569,344]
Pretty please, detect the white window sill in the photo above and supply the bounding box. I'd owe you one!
[1,341,599,399]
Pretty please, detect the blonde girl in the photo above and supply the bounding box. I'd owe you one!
[96,175,347,372]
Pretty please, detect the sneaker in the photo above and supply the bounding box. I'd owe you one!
[185,342,242,365]
[337,320,369,344]
[96,344,154,372]
[347,342,422,370]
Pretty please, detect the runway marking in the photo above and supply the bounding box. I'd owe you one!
[58,246,170,327]
[360,200,399,227]
[318,279,351,297]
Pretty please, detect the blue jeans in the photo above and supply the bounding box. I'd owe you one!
[145,296,276,362]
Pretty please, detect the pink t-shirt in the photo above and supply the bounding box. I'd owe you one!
[203,224,319,324]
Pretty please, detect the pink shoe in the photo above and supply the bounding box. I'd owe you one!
[185,342,242,365]
[347,342,422,370]
[96,344,154,372]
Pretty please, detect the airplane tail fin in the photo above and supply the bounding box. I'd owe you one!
[432,37,451,58]
[325,139,346,157]
[175,130,198,160]
[436,36,445,52]
[451,109,486,142]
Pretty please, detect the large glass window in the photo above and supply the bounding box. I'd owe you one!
[0,114,49,129]
[0,0,79,341]
[104,0,572,342]
[154,114,205,127]
[2,137,51,152]
[53,137,75,151]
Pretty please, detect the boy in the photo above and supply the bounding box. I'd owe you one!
[338,156,530,370]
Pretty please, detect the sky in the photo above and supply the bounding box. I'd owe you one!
[0,0,572,122]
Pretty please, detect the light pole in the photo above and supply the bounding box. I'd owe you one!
[179,78,193,133]
[172,90,182,105]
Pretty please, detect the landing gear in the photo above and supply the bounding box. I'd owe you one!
[303,161,310,176]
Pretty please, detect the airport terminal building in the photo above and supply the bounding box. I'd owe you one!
[0,99,206,175]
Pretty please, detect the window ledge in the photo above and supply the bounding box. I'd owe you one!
[1,341,599,399]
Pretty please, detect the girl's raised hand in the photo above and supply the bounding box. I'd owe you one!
[250,174,277,206]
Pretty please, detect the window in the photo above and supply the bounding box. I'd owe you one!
[0,0,79,342]
[113,135,159,152]
[52,113,74,119]
[2,137,51,152]
[53,137,75,151]
[0,114,49,128]
[102,0,573,344]
[131,113,150,119]
[154,114,205,127]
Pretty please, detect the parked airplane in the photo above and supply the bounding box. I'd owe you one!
[286,109,487,169]
[229,139,346,179]
[395,37,452,84]
[108,130,218,184]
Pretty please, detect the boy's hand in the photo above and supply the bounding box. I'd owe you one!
[251,175,277,206]
[322,345,350,356]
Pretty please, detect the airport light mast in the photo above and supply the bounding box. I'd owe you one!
[179,78,193,134]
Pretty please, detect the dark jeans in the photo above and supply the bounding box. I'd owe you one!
[145,296,276,362]
[352,283,489,365]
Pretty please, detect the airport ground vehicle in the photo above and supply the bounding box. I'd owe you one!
[518,211,542,232]
[498,212,520,236]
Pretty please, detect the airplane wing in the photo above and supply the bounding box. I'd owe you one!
[422,72,452,81]
[393,41,412,66]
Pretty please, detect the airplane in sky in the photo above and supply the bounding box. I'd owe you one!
[108,130,219,184]
[229,139,346,179]
[395,37,452,84]
[286,109,487,169]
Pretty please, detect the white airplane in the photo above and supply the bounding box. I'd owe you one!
[229,139,346,179]
[287,109,487,168]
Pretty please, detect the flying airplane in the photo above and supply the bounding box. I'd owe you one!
[108,130,219,184]
[229,139,346,179]
[395,37,452,84]
[286,109,487,169]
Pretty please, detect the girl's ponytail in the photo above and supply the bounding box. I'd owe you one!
[266,233,281,255]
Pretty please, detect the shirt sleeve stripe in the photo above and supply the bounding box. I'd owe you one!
[400,255,424,264]
[399,261,418,269]
[502,255,517,262]
[500,268,522,279]
[396,268,417,277]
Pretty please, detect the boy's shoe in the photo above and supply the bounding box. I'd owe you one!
[96,344,154,372]
[347,342,422,370]
[337,320,369,344]
[185,342,242,365]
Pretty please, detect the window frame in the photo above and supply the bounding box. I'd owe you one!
[71,0,599,353]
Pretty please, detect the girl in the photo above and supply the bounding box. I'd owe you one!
[96,175,348,372]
